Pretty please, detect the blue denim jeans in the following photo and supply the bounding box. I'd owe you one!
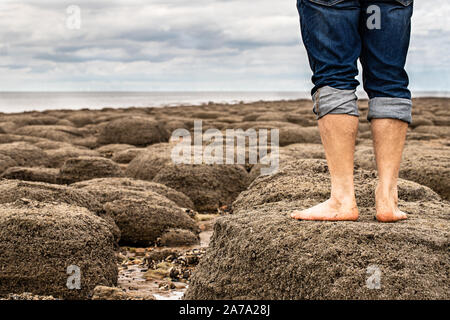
[297,0,413,123]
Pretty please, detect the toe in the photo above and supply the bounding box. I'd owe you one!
[290,211,302,220]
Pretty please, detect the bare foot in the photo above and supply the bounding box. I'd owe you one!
[375,186,407,223]
[291,197,359,221]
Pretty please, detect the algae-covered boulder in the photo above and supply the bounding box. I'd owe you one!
[1,167,59,184]
[58,156,123,184]
[0,180,120,242]
[0,142,49,168]
[185,160,449,300]
[153,164,249,212]
[71,177,194,209]
[355,144,450,200]
[97,117,169,147]
[103,196,199,246]
[0,201,118,300]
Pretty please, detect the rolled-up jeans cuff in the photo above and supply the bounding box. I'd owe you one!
[367,97,412,124]
[312,86,359,120]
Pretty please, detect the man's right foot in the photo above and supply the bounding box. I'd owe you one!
[291,197,359,221]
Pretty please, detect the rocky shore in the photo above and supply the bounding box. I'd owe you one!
[0,97,448,300]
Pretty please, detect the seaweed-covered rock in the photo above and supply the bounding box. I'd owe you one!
[111,148,145,164]
[44,146,100,168]
[125,143,173,181]
[0,142,49,167]
[0,167,59,184]
[91,286,130,300]
[96,144,135,158]
[185,160,449,300]
[58,156,123,184]
[14,125,85,143]
[0,154,17,174]
[71,177,194,209]
[248,143,325,182]
[70,179,198,246]
[0,180,102,213]
[97,117,169,147]
[0,180,120,242]
[158,228,200,247]
[153,164,249,212]
[355,144,450,200]
[103,196,199,246]
[0,201,117,300]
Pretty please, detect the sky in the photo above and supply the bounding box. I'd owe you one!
[0,0,449,92]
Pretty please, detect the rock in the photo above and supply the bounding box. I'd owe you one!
[248,143,325,182]
[97,117,169,147]
[0,133,46,145]
[0,292,57,300]
[414,125,450,138]
[433,116,450,127]
[71,177,194,209]
[91,286,129,300]
[145,249,181,264]
[286,113,316,126]
[34,140,74,150]
[96,144,135,158]
[255,112,288,122]
[190,111,225,119]
[0,180,120,241]
[0,142,49,168]
[355,144,450,200]
[14,125,86,142]
[58,156,124,184]
[5,114,59,127]
[125,143,173,181]
[0,154,17,174]
[153,164,249,212]
[0,121,17,133]
[0,201,117,300]
[144,267,170,280]
[410,117,434,129]
[44,146,100,168]
[103,196,199,246]
[235,159,440,212]
[158,228,199,247]
[0,180,102,213]
[185,160,449,300]
[406,132,439,141]
[56,119,75,127]
[111,148,145,164]
[278,126,321,146]
[0,167,59,184]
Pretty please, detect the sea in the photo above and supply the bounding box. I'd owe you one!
[0,91,449,114]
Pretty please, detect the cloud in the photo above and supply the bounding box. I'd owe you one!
[0,0,448,91]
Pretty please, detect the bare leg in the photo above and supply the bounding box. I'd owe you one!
[372,119,408,222]
[291,114,359,221]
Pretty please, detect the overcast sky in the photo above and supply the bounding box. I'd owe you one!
[0,0,449,92]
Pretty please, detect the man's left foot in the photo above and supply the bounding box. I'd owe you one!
[375,185,407,223]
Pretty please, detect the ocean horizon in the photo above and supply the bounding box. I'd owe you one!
[0,91,449,114]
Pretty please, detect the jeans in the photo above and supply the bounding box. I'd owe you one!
[297,0,413,123]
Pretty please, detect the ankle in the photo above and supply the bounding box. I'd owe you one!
[329,192,356,207]
[375,183,397,199]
